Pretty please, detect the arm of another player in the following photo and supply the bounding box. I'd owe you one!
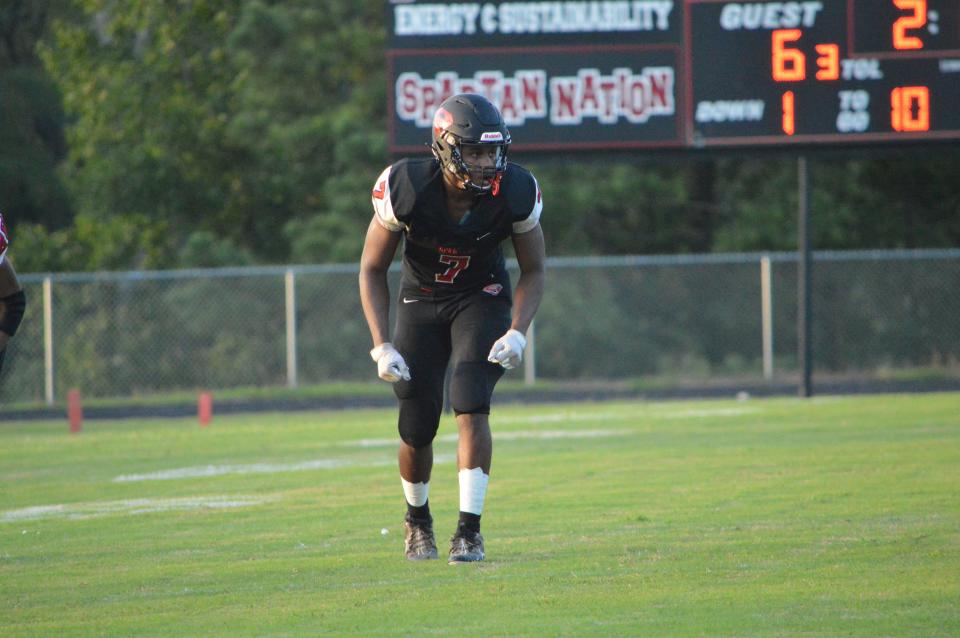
[0,220,26,353]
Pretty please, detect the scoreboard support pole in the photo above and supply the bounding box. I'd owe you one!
[797,156,813,398]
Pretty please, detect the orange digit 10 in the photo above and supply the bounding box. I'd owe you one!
[891,86,930,131]
[893,0,926,50]
[772,29,805,81]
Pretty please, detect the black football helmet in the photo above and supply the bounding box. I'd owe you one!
[430,94,511,194]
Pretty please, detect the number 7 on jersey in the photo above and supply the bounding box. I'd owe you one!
[435,254,471,283]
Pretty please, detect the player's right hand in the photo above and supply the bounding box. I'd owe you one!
[369,342,411,382]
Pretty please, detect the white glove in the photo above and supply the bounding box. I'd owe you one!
[370,342,411,382]
[487,329,527,370]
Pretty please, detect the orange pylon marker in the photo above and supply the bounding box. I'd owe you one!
[67,389,83,434]
[198,392,213,427]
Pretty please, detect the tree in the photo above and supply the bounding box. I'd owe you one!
[0,0,72,231]
[38,0,385,266]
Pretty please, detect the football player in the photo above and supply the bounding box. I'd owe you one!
[0,213,27,377]
[360,94,545,563]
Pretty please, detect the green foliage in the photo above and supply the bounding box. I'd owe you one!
[0,1,73,231]
[532,161,700,255]
[40,0,244,234]
[32,0,386,268]
[178,230,253,268]
[712,153,960,252]
[10,213,173,272]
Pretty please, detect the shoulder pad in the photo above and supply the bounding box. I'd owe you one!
[371,165,403,232]
[502,164,542,233]
[381,159,440,229]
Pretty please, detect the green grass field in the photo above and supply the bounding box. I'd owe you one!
[1,394,958,637]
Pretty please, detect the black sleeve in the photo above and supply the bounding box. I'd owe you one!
[504,164,542,232]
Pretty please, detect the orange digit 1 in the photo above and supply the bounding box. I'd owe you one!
[772,29,806,82]
[782,91,796,135]
[815,44,839,80]
[893,0,926,50]
[891,86,930,132]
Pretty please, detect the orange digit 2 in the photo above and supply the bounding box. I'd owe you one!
[893,0,926,50]
[435,254,471,283]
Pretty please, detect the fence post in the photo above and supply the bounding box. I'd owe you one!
[285,269,298,388]
[797,156,813,397]
[524,320,536,386]
[43,276,54,405]
[760,255,774,380]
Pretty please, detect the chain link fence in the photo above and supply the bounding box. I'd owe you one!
[2,250,959,405]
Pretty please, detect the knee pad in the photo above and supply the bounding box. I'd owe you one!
[449,361,504,415]
[397,397,441,448]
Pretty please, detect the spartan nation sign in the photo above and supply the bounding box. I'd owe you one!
[396,67,676,128]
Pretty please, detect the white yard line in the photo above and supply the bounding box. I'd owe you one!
[491,429,630,440]
[659,408,760,418]
[493,412,624,424]
[111,454,457,483]
[1,495,274,523]
[113,458,373,482]
[343,427,633,449]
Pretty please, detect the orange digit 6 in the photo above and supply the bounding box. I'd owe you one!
[772,29,806,82]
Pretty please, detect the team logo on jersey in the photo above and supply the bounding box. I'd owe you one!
[482,283,503,296]
[372,180,386,200]
[0,213,8,255]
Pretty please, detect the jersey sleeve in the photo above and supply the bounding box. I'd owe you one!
[0,213,9,264]
[371,165,405,232]
[512,172,543,234]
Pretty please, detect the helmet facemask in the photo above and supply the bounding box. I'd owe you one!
[440,138,508,194]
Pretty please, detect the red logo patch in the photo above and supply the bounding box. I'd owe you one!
[372,180,386,200]
[482,283,503,296]
[433,107,453,139]
[0,213,8,255]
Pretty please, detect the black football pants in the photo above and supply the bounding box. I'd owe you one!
[391,288,511,448]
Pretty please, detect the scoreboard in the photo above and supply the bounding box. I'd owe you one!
[689,0,960,146]
[387,0,960,153]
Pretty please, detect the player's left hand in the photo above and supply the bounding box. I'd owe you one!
[487,329,527,369]
[370,342,411,382]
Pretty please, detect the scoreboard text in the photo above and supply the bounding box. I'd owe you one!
[387,0,960,152]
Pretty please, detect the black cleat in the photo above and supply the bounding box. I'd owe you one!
[448,529,485,563]
[404,515,438,561]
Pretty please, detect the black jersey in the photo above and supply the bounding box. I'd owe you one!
[371,158,542,297]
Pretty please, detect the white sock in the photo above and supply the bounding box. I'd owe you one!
[458,467,490,515]
[401,478,429,507]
